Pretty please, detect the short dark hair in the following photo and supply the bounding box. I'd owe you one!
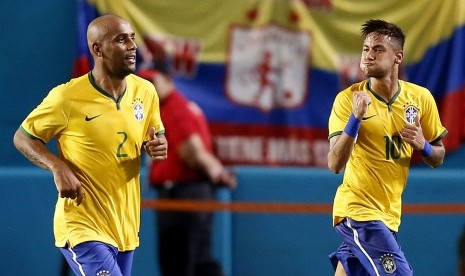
[361,19,405,49]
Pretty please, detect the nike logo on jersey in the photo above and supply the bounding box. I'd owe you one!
[362,114,377,120]
[85,114,102,121]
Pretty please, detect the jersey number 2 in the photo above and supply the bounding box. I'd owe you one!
[117,131,128,157]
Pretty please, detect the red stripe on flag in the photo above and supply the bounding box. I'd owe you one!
[73,55,91,77]
[438,85,465,151]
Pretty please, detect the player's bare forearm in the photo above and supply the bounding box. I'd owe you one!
[327,92,370,174]
[421,141,445,168]
[13,128,63,171]
[327,134,355,174]
[14,128,85,205]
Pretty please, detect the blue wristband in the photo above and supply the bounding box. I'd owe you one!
[344,114,361,138]
[421,141,433,157]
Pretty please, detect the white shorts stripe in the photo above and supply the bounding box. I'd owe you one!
[68,247,86,276]
[346,218,380,276]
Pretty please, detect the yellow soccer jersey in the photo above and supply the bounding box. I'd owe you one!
[328,79,447,232]
[21,72,164,251]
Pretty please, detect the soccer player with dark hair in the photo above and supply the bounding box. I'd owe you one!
[327,19,447,275]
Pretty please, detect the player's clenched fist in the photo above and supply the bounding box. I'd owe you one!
[401,115,426,151]
[352,91,372,119]
[145,127,168,161]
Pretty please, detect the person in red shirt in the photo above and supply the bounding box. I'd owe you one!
[140,61,236,276]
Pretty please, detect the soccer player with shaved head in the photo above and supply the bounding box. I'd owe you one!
[13,15,167,275]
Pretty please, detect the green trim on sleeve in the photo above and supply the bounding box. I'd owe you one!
[19,126,45,143]
[431,129,448,145]
[328,131,342,141]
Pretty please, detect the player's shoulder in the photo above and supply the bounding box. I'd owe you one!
[334,80,369,103]
[399,80,431,95]
[340,80,369,95]
[127,74,156,91]
[54,73,87,89]
[47,73,90,100]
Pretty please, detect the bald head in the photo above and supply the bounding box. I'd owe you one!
[86,15,137,78]
[86,15,130,55]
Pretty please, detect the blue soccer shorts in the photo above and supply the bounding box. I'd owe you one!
[329,218,413,275]
[60,241,134,276]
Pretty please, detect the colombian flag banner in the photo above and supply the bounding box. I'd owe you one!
[76,0,465,167]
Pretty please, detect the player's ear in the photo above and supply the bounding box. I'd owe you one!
[92,42,102,57]
[394,50,403,64]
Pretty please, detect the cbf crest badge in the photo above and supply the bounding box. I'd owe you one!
[404,102,419,125]
[379,253,397,274]
[96,270,110,276]
[132,98,144,122]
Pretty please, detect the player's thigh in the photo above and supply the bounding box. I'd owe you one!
[116,250,134,275]
[330,242,371,276]
[336,218,413,275]
[60,241,124,276]
[334,261,347,276]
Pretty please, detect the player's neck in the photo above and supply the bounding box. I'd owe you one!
[91,70,127,99]
[369,76,399,102]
